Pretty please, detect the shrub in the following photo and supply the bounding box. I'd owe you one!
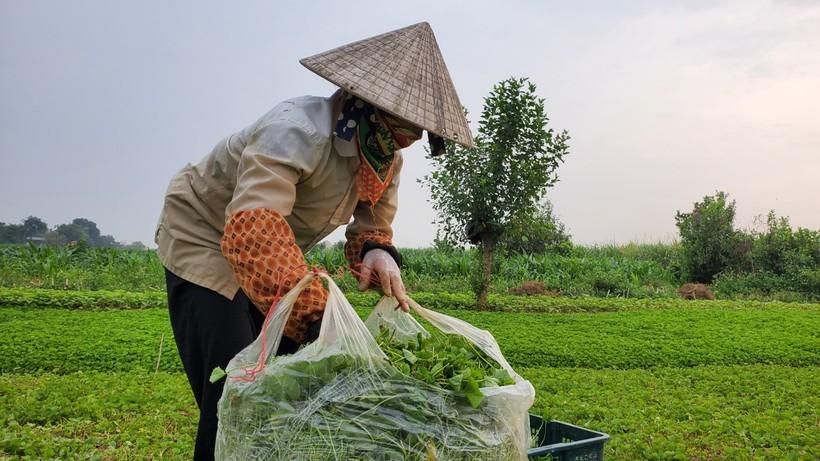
[591,270,631,296]
[712,269,819,302]
[675,191,746,283]
[750,211,820,275]
[498,200,572,256]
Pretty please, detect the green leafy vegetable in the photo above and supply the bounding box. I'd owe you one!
[208,367,226,383]
[375,326,515,408]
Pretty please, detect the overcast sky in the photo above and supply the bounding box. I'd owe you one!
[1,0,818,247]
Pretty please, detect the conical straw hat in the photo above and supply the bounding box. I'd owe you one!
[300,22,474,148]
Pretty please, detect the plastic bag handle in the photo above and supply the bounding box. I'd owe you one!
[314,278,387,366]
[261,272,386,366]
[227,272,320,381]
[261,273,323,364]
[229,272,386,381]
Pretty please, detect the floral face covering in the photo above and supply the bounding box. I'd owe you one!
[335,95,422,205]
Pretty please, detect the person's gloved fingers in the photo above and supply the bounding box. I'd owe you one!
[377,266,393,297]
[391,273,409,312]
[358,263,373,291]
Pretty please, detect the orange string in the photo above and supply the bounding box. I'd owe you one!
[232,263,309,382]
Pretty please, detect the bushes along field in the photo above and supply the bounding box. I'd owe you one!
[0,244,681,297]
[3,242,816,300]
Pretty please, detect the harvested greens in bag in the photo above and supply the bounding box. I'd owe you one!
[215,273,535,461]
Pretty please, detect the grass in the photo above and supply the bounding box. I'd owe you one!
[0,371,195,460]
[1,275,818,459]
[4,287,819,313]
[4,242,818,301]
[1,366,816,460]
[1,304,817,373]
[524,365,819,460]
[0,244,165,292]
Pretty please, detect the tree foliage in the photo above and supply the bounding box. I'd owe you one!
[423,78,569,245]
[0,216,123,247]
[0,222,24,244]
[674,191,820,289]
[675,191,745,283]
[22,216,48,238]
[498,199,572,256]
[749,211,820,275]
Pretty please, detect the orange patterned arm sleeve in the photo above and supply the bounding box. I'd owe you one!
[221,208,327,343]
[344,229,397,268]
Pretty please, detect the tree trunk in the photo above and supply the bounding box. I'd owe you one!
[477,235,496,310]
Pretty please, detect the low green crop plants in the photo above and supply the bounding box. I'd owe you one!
[6,287,818,314]
[2,296,819,459]
[4,365,817,460]
[2,304,819,374]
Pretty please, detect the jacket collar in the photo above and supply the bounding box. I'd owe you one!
[330,89,357,157]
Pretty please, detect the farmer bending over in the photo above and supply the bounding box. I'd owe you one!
[154,22,473,461]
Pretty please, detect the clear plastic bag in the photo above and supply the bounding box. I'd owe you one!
[215,273,535,461]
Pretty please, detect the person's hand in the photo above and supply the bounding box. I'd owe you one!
[358,249,409,312]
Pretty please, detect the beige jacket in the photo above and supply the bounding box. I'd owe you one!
[155,91,401,299]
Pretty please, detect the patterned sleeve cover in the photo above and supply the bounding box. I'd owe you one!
[221,208,327,344]
[344,229,395,268]
[220,112,332,345]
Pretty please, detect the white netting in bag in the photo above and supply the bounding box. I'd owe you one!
[215,273,534,461]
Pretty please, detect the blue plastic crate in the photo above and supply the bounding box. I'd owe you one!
[528,415,610,460]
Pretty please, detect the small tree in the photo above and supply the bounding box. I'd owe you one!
[422,77,570,307]
[675,191,744,283]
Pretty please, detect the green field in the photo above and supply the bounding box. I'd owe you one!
[4,286,816,312]
[1,303,818,373]
[1,296,818,460]
[1,242,817,460]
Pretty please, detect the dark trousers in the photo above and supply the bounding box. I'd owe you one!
[165,269,298,461]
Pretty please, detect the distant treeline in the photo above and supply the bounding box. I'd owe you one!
[0,216,146,249]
